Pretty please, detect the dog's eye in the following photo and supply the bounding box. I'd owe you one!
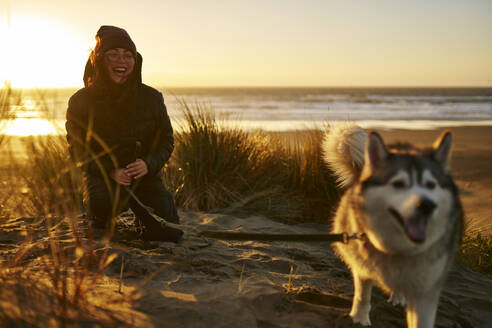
[425,181,436,190]
[392,180,406,189]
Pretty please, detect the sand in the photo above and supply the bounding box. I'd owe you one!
[98,210,491,328]
[1,125,492,327]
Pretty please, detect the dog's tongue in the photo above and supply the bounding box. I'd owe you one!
[405,217,427,243]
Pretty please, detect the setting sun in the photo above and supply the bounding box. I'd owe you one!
[0,15,88,88]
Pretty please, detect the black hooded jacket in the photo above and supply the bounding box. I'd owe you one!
[66,53,174,179]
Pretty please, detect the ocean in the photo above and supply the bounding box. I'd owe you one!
[3,87,492,136]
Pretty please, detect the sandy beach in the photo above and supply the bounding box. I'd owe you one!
[1,125,491,327]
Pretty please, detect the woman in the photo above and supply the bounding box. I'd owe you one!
[66,25,183,242]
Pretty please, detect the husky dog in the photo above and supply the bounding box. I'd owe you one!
[322,123,462,328]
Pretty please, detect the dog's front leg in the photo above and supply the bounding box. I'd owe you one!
[349,272,373,326]
[405,289,440,328]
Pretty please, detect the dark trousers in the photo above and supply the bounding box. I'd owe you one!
[83,174,180,230]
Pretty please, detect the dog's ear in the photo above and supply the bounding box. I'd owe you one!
[432,131,452,171]
[366,132,388,169]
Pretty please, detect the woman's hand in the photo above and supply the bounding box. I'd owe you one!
[125,158,149,179]
[110,168,132,186]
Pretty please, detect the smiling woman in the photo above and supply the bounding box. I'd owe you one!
[0,15,87,88]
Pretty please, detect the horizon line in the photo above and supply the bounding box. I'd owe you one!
[6,85,492,91]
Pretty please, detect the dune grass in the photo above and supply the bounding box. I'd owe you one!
[4,101,339,222]
[16,135,83,216]
[0,216,127,325]
[163,102,339,222]
[0,89,124,326]
[457,232,492,275]
[165,102,295,218]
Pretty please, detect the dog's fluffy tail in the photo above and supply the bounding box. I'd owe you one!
[322,123,367,188]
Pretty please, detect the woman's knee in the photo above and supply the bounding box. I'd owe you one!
[85,192,113,221]
[135,181,179,223]
[84,177,116,221]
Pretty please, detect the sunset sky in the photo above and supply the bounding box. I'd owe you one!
[0,0,491,88]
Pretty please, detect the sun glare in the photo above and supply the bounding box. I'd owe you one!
[3,97,62,136]
[3,118,59,136]
[0,15,88,88]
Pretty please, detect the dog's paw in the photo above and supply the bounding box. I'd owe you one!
[350,314,371,326]
[387,292,406,307]
[350,309,371,326]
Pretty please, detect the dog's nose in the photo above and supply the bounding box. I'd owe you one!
[418,198,436,216]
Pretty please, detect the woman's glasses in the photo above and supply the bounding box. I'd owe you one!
[105,52,135,63]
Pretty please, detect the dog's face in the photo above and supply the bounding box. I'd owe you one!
[358,131,456,255]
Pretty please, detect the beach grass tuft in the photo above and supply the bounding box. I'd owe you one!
[163,101,339,222]
[457,232,492,275]
[17,135,83,216]
[165,102,296,220]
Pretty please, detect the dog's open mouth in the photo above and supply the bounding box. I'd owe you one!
[388,208,427,244]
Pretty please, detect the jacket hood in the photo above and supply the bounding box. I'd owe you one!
[83,52,143,87]
[96,25,137,55]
